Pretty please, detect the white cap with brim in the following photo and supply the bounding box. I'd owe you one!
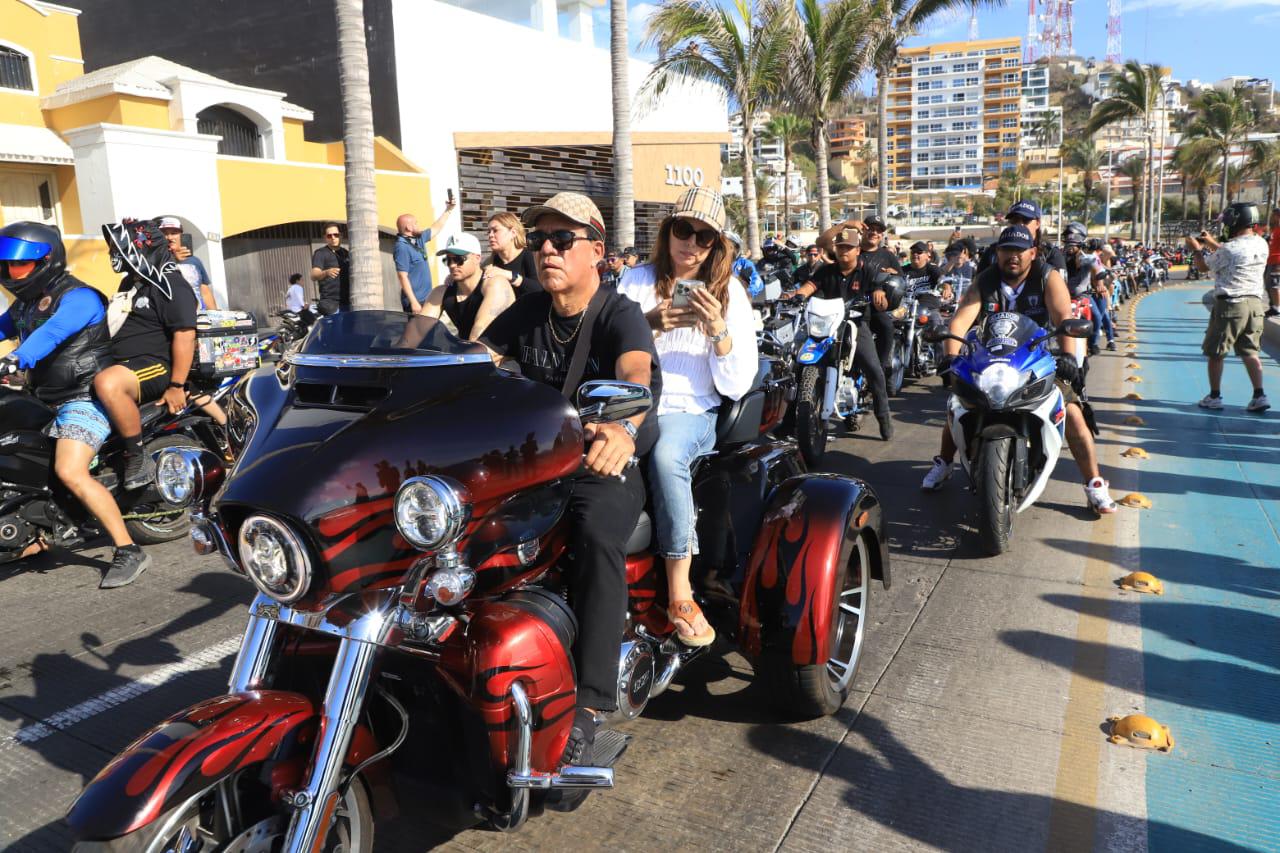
[158,216,182,231]
[436,232,483,256]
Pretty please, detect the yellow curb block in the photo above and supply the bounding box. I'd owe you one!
[1119,493,1152,509]
[1125,363,1141,369]
[1124,415,1146,426]
[1124,392,1142,400]
[1122,447,1149,459]
[1125,376,1143,383]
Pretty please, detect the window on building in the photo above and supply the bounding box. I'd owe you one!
[1003,104,1017,112]
[0,46,34,92]
[952,93,967,102]
[197,105,264,158]
[964,135,978,145]
[964,148,978,158]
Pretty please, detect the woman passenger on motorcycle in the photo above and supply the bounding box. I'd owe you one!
[618,189,758,647]
[418,233,514,340]
[484,211,542,297]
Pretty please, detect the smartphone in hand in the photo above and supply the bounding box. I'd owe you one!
[447,188,455,206]
[672,278,705,308]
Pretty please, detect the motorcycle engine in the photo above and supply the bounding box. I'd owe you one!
[0,508,37,562]
[614,637,656,720]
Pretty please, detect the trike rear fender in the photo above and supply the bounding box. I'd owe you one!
[739,474,887,666]
[66,690,376,841]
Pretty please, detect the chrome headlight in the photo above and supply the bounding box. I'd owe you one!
[976,363,1025,409]
[807,313,840,339]
[156,448,197,505]
[237,514,312,603]
[394,475,471,551]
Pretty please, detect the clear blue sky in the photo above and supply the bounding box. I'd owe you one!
[613,0,1279,88]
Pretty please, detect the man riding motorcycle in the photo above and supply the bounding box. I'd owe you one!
[922,225,1117,515]
[785,219,893,439]
[0,221,153,587]
[93,218,199,490]
[479,191,661,776]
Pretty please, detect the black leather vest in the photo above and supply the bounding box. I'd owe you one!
[16,274,112,405]
[975,261,1051,328]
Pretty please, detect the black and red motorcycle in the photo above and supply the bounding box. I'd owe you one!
[67,311,889,850]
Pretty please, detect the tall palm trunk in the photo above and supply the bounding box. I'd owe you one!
[1197,185,1208,229]
[1179,174,1186,222]
[742,123,762,258]
[334,0,380,309]
[610,0,635,249]
[877,67,889,220]
[814,120,832,232]
[1219,149,1231,210]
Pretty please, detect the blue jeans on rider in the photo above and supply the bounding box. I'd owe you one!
[1090,295,1114,347]
[649,409,719,559]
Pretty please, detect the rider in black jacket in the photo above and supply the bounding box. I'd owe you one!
[0,222,151,586]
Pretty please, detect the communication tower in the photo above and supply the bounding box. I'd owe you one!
[1106,0,1123,63]
[1036,0,1074,58]
[1024,0,1038,63]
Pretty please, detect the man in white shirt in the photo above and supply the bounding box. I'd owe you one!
[1186,202,1269,412]
[285,273,306,313]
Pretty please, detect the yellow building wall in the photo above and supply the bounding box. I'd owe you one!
[215,158,431,238]
[1,0,85,125]
[46,95,172,133]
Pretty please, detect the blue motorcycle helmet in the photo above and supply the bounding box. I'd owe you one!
[0,221,65,303]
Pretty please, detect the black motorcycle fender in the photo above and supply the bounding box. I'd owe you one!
[977,421,1029,492]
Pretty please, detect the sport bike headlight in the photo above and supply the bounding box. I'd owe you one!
[807,313,840,339]
[394,476,471,551]
[237,514,312,603]
[155,448,197,505]
[976,363,1025,409]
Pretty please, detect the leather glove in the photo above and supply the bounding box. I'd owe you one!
[1055,356,1079,386]
[938,354,955,388]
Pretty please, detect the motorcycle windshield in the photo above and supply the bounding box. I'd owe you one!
[977,312,1044,359]
[298,311,488,359]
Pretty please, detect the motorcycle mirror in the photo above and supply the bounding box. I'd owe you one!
[576,380,653,423]
[1057,318,1093,339]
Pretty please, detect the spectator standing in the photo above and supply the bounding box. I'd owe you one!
[601,248,627,288]
[1266,208,1280,318]
[858,215,900,393]
[485,211,542,297]
[623,246,640,269]
[285,273,306,313]
[310,224,350,315]
[1186,202,1269,412]
[158,217,217,310]
[394,199,457,313]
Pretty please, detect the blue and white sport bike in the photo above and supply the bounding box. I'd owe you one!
[792,295,870,467]
[932,312,1092,554]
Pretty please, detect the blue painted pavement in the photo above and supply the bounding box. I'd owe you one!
[1129,289,1280,852]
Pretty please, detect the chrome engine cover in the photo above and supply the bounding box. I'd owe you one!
[614,638,656,720]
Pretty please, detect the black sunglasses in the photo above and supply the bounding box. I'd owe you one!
[528,229,592,253]
[442,254,469,266]
[324,232,341,238]
[670,218,719,249]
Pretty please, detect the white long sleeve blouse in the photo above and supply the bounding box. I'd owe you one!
[618,263,759,416]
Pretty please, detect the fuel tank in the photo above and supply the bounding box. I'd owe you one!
[217,313,584,603]
[0,389,54,489]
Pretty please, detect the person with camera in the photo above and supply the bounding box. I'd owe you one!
[0,222,153,587]
[479,192,661,772]
[1186,203,1270,412]
[784,219,893,440]
[394,199,457,314]
[923,225,1116,515]
[618,188,757,649]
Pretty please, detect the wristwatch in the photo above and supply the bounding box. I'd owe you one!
[620,421,638,440]
[167,380,187,391]
[708,327,730,344]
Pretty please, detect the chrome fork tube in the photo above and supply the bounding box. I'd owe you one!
[283,634,380,853]
[228,594,280,693]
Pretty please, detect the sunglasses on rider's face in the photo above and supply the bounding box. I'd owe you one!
[325,231,341,239]
[1005,215,1031,226]
[527,229,592,253]
[670,218,719,249]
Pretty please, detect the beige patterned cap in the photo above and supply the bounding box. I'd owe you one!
[521,192,606,242]
[670,187,726,233]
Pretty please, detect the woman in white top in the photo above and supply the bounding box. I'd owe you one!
[619,188,758,646]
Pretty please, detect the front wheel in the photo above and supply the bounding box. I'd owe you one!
[977,437,1014,555]
[795,365,828,468]
[72,777,374,853]
[887,337,906,395]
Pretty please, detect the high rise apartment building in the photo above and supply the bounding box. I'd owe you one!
[885,36,1023,191]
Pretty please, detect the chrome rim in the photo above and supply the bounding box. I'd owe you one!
[826,535,869,692]
[145,785,367,853]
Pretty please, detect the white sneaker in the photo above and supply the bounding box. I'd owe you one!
[1247,394,1271,413]
[1197,394,1224,410]
[1085,477,1117,515]
[921,456,953,491]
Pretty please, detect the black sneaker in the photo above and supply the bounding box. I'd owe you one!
[1088,343,1100,356]
[559,706,599,767]
[1267,308,1280,319]
[1106,340,1117,351]
[100,545,151,589]
[878,414,894,441]
[123,452,156,490]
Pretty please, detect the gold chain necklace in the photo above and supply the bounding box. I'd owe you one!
[547,305,587,345]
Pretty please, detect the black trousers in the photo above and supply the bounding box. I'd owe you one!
[853,321,889,418]
[563,470,644,711]
[868,310,895,379]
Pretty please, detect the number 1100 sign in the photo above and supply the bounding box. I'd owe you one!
[665,164,705,187]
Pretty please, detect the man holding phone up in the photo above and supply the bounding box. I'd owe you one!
[394,195,457,313]
[784,220,892,440]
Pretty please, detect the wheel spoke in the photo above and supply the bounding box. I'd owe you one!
[839,602,862,617]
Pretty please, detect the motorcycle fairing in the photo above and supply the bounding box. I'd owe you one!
[738,474,887,666]
[66,690,377,841]
[796,335,834,365]
[948,384,1065,513]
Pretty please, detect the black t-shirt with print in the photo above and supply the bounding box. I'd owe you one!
[110,271,199,364]
[489,248,543,297]
[902,262,941,292]
[480,286,662,454]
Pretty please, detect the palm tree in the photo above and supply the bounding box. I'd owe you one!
[765,113,810,235]
[1063,137,1102,224]
[1084,61,1163,244]
[1185,88,1254,212]
[1247,139,1280,212]
[611,0,635,248]
[788,0,878,231]
[869,0,1009,219]
[1035,110,1062,154]
[642,0,792,258]
[334,0,380,308]
[1116,155,1146,240]
[1172,138,1216,227]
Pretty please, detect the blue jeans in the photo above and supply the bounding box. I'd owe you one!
[649,410,718,559]
[1090,295,1114,346]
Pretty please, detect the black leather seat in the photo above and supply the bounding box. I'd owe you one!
[625,510,652,555]
[714,359,770,448]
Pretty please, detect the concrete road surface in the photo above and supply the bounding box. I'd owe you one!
[1,285,1275,851]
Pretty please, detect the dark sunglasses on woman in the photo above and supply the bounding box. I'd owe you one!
[670,219,719,249]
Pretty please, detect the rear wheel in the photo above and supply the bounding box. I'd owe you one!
[977,437,1014,555]
[795,366,828,468]
[763,534,870,718]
